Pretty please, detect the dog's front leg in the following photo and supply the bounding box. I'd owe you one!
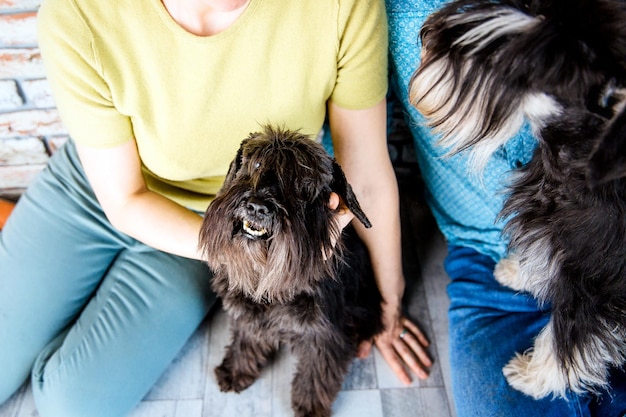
[290,334,354,417]
[215,323,278,393]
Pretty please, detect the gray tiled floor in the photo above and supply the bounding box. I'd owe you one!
[0,172,456,417]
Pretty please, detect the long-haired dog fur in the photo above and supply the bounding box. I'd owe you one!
[409,0,626,400]
[198,126,383,417]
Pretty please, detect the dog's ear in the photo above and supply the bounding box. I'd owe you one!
[223,141,246,188]
[588,106,626,186]
[331,160,372,228]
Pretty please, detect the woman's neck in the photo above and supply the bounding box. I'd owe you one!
[162,0,251,36]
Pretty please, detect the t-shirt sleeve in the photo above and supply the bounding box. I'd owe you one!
[37,0,133,147]
[331,0,389,109]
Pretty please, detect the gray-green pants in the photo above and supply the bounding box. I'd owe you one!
[0,140,216,417]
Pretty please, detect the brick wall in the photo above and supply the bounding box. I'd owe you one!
[0,0,68,201]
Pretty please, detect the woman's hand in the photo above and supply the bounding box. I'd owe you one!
[362,304,432,384]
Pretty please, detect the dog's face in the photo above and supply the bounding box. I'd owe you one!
[199,125,370,303]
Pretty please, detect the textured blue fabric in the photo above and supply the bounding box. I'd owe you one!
[0,141,216,417]
[386,0,538,262]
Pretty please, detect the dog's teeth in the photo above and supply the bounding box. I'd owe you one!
[243,220,267,237]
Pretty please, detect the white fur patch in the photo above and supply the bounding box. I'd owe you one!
[515,236,561,303]
[410,57,457,119]
[464,93,560,171]
[452,9,539,55]
[410,56,524,171]
[522,93,562,130]
[503,321,571,399]
[504,319,614,399]
[409,8,561,174]
[494,255,527,292]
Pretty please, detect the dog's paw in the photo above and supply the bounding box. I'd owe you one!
[502,319,616,399]
[502,350,569,400]
[292,403,331,417]
[214,363,257,393]
[494,256,527,292]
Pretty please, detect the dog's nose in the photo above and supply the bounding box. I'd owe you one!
[245,197,269,217]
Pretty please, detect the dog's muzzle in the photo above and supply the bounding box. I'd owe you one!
[240,196,272,240]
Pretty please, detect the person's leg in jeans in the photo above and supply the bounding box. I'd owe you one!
[0,140,216,416]
[444,246,584,417]
[446,246,626,417]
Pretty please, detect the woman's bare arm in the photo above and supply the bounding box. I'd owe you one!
[76,140,204,260]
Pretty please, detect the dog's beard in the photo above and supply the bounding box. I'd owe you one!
[200,189,341,304]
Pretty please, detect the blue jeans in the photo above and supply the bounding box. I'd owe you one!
[444,246,626,417]
[386,0,626,415]
[0,140,216,417]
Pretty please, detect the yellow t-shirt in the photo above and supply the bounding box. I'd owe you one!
[37,0,388,211]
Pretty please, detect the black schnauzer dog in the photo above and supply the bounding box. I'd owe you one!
[409,0,626,400]
[199,126,383,417]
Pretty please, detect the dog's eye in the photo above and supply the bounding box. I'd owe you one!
[246,160,261,175]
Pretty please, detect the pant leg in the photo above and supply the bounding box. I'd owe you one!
[0,141,216,416]
[32,245,215,417]
[0,141,125,403]
[447,247,626,417]
[445,246,585,417]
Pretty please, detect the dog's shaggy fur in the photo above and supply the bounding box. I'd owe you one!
[199,126,383,417]
[409,0,626,400]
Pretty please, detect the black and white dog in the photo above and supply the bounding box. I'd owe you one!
[410,0,626,399]
[199,126,383,417]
